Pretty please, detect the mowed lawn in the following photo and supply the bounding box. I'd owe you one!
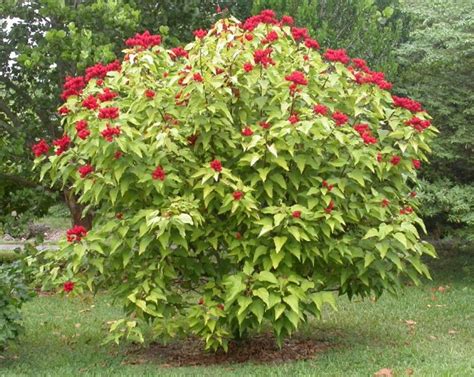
[1,249,473,377]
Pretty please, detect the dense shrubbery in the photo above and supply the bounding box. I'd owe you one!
[35,11,436,350]
[0,258,34,349]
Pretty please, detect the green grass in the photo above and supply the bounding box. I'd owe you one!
[1,250,473,376]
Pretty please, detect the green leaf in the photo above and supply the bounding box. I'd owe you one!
[250,300,265,323]
[258,271,278,285]
[283,295,299,314]
[253,288,270,307]
[270,250,285,269]
[393,232,408,248]
[177,213,193,225]
[363,228,378,239]
[274,236,288,253]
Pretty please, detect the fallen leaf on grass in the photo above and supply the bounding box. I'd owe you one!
[448,329,458,335]
[406,368,414,375]
[428,335,437,340]
[374,368,394,377]
[121,358,147,365]
[75,323,81,328]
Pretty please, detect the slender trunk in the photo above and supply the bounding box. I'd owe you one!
[63,189,93,229]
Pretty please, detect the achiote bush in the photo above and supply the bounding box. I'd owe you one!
[34,10,437,350]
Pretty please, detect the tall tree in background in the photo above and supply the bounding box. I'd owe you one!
[396,0,474,239]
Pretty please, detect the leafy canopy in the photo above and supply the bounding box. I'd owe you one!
[36,10,436,350]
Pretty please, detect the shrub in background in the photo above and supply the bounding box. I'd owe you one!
[0,258,34,350]
[35,11,436,350]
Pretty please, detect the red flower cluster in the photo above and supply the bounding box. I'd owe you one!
[304,38,320,49]
[262,30,279,44]
[244,33,254,42]
[322,180,334,191]
[259,121,270,129]
[405,117,431,132]
[85,60,121,82]
[313,104,328,115]
[170,47,189,60]
[381,199,390,208]
[98,88,118,102]
[101,125,121,142]
[243,62,254,72]
[53,135,71,155]
[193,29,207,39]
[114,151,123,159]
[400,206,413,215]
[325,200,335,214]
[78,164,94,178]
[281,15,294,25]
[63,281,75,293]
[193,72,203,82]
[75,120,90,140]
[390,155,401,165]
[145,89,155,98]
[32,139,49,157]
[241,127,253,136]
[58,106,70,115]
[285,71,308,86]
[412,159,421,169]
[352,58,368,70]
[242,9,278,31]
[210,159,222,172]
[377,152,383,162]
[353,64,392,90]
[125,30,161,49]
[332,111,349,126]
[289,113,299,124]
[291,27,309,41]
[233,191,244,201]
[323,49,350,64]
[98,107,119,119]
[354,123,377,144]
[253,48,274,67]
[392,96,423,113]
[78,130,90,140]
[61,76,85,101]
[66,225,87,242]
[292,210,301,219]
[82,95,99,110]
[152,166,166,181]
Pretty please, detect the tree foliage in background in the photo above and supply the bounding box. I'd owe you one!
[396,0,474,239]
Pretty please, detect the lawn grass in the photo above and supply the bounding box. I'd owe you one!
[1,249,473,376]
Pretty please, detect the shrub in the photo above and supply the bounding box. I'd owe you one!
[0,258,34,349]
[35,10,437,350]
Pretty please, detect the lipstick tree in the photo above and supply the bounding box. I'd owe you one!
[34,10,437,351]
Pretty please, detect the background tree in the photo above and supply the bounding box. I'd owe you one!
[395,0,474,240]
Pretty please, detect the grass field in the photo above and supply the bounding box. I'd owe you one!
[1,249,473,376]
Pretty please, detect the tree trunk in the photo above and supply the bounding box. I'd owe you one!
[64,189,93,229]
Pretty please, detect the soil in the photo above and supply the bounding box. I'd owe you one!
[125,333,332,367]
